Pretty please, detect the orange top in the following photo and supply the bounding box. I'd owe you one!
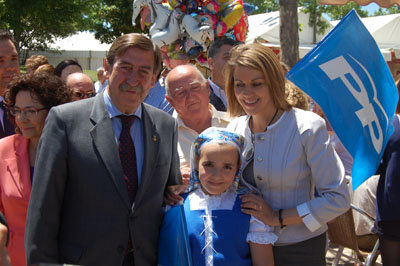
[0,134,31,266]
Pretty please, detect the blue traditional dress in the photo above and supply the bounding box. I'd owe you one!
[184,127,277,266]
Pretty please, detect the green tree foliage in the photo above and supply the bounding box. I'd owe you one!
[244,0,279,14]
[86,0,144,44]
[0,1,6,26]
[300,0,330,43]
[374,5,400,16]
[243,0,367,42]
[0,0,91,57]
[324,2,368,20]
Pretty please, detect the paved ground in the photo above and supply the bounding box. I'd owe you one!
[326,247,382,265]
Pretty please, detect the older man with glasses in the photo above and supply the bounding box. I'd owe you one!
[165,64,231,185]
[65,72,96,101]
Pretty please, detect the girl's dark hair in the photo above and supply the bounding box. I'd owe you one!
[54,59,82,77]
[4,73,72,133]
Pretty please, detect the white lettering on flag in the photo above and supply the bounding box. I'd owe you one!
[319,55,388,154]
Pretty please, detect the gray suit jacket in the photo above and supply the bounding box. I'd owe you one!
[25,93,181,266]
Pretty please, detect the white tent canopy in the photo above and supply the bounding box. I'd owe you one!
[48,31,111,51]
[331,13,400,52]
[330,13,400,61]
[27,32,110,71]
[246,10,281,44]
[247,10,400,61]
[246,7,333,45]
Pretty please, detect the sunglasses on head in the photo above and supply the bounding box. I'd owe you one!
[72,90,96,99]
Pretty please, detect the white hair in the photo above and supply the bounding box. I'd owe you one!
[165,64,206,97]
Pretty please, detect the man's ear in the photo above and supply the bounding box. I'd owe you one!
[165,94,174,107]
[207,58,214,71]
[104,60,111,78]
[150,73,157,88]
[205,80,210,96]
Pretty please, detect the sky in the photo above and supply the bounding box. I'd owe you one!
[362,2,380,15]
[322,2,384,20]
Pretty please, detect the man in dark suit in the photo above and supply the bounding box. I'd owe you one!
[207,38,239,112]
[0,30,19,138]
[25,33,181,266]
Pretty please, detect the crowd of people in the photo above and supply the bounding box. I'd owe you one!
[0,28,399,266]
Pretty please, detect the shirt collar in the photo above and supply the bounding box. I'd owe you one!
[208,78,227,106]
[208,78,219,92]
[103,89,142,119]
[174,104,216,130]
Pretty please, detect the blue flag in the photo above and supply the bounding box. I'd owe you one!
[286,10,398,190]
[158,204,193,266]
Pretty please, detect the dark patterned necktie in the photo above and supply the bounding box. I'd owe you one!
[117,115,138,204]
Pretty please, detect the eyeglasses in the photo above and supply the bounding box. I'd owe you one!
[72,90,96,99]
[172,82,203,100]
[9,107,47,119]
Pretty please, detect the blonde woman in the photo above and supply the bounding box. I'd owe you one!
[226,43,350,266]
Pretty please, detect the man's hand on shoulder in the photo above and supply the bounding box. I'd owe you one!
[180,166,191,186]
[164,185,187,206]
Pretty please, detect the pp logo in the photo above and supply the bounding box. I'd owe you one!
[319,55,389,154]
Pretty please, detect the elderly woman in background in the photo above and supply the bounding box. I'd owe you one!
[226,43,350,266]
[0,73,71,266]
[54,59,83,81]
[34,64,55,75]
[25,55,49,74]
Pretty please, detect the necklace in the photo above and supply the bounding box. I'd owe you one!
[246,108,279,161]
[250,108,279,133]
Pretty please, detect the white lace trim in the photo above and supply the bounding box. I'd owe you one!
[189,186,237,211]
[246,231,278,245]
[247,216,277,244]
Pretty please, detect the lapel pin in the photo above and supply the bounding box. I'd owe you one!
[153,135,157,142]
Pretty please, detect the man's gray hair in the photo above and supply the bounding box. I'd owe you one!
[165,64,206,97]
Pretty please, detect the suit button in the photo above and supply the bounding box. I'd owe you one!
[257,176,263,181]
[117,245,125,254]
[257,156,263,162]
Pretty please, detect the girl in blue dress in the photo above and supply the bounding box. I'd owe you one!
[184,127,276,266]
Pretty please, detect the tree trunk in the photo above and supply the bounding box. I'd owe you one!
[279,0,299,68]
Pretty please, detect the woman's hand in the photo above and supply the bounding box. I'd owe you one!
[0,223,11,266]
[240,193,278,226]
